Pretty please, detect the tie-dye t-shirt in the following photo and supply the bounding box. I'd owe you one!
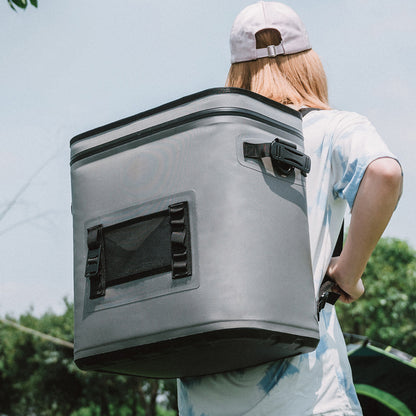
[177,109,396,416]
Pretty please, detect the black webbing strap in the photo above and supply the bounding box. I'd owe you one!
[243,138,311,176]
[243,142,272,159]
[317,224,347,317]
[299,107,320,117]
[85,225,106,299]
[333,222,344,258]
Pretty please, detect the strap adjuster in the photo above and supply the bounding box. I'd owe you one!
[317,275,342,319]
[267,45,278,57]
[255,44,285,60]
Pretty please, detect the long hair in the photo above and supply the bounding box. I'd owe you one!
[225,29,330,110]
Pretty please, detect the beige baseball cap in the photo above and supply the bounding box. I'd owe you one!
[230,1,311,63]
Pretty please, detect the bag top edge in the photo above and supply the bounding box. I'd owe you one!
[70,87,301,146]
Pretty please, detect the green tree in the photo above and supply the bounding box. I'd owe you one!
[0,300,85,415]
[7,0,37,11]
[0,300,178,416]
[337,237,416,356]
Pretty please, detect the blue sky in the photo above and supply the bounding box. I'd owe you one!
[1,0,415,317]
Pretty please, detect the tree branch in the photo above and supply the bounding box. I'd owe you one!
[0,152,57,224]
[0,317,74,349]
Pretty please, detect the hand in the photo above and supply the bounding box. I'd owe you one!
[326,257,365,303]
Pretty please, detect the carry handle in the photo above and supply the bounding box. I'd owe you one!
[243,138,311,176]
[270,139,311,176]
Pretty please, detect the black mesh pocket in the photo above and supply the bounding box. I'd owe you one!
[104,213,172,286]
[85,202,192,299]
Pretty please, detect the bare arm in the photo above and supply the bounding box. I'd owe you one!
[326,157,403,303]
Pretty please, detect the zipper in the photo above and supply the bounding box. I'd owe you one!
[70,107,303,166]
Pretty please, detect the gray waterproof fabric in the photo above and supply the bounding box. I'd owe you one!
[70,88,318,378]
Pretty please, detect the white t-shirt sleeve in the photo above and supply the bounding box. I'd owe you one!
[331,112,396,209]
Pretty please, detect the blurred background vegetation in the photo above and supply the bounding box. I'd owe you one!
[336,237,416,356]
[0,300,178,416]
[1,237,415,415]
[7,0,37,12]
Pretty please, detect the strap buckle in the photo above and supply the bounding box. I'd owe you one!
[317,275,342,319]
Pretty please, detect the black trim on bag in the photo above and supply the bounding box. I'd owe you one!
[70,106,303,165]
[74,327,318,379]
[71,87,301,146]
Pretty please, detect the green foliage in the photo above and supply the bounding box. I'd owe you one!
[7,0,37,11]
[1,300,84,415]
[337,238,416,356]
[0,299,178,416]
[4,237,413,413]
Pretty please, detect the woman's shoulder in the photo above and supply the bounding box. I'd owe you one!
[304,108,376,134]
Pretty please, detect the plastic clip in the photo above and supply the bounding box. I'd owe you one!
[270,138,311,176]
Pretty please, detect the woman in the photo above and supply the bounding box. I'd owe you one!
[178,2,403,415]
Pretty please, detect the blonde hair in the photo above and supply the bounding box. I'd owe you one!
[225,29,330,110]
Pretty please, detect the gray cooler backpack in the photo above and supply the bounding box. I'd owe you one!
[70,88,338,379]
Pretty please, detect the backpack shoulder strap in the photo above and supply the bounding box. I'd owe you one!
[299,107,320,117]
